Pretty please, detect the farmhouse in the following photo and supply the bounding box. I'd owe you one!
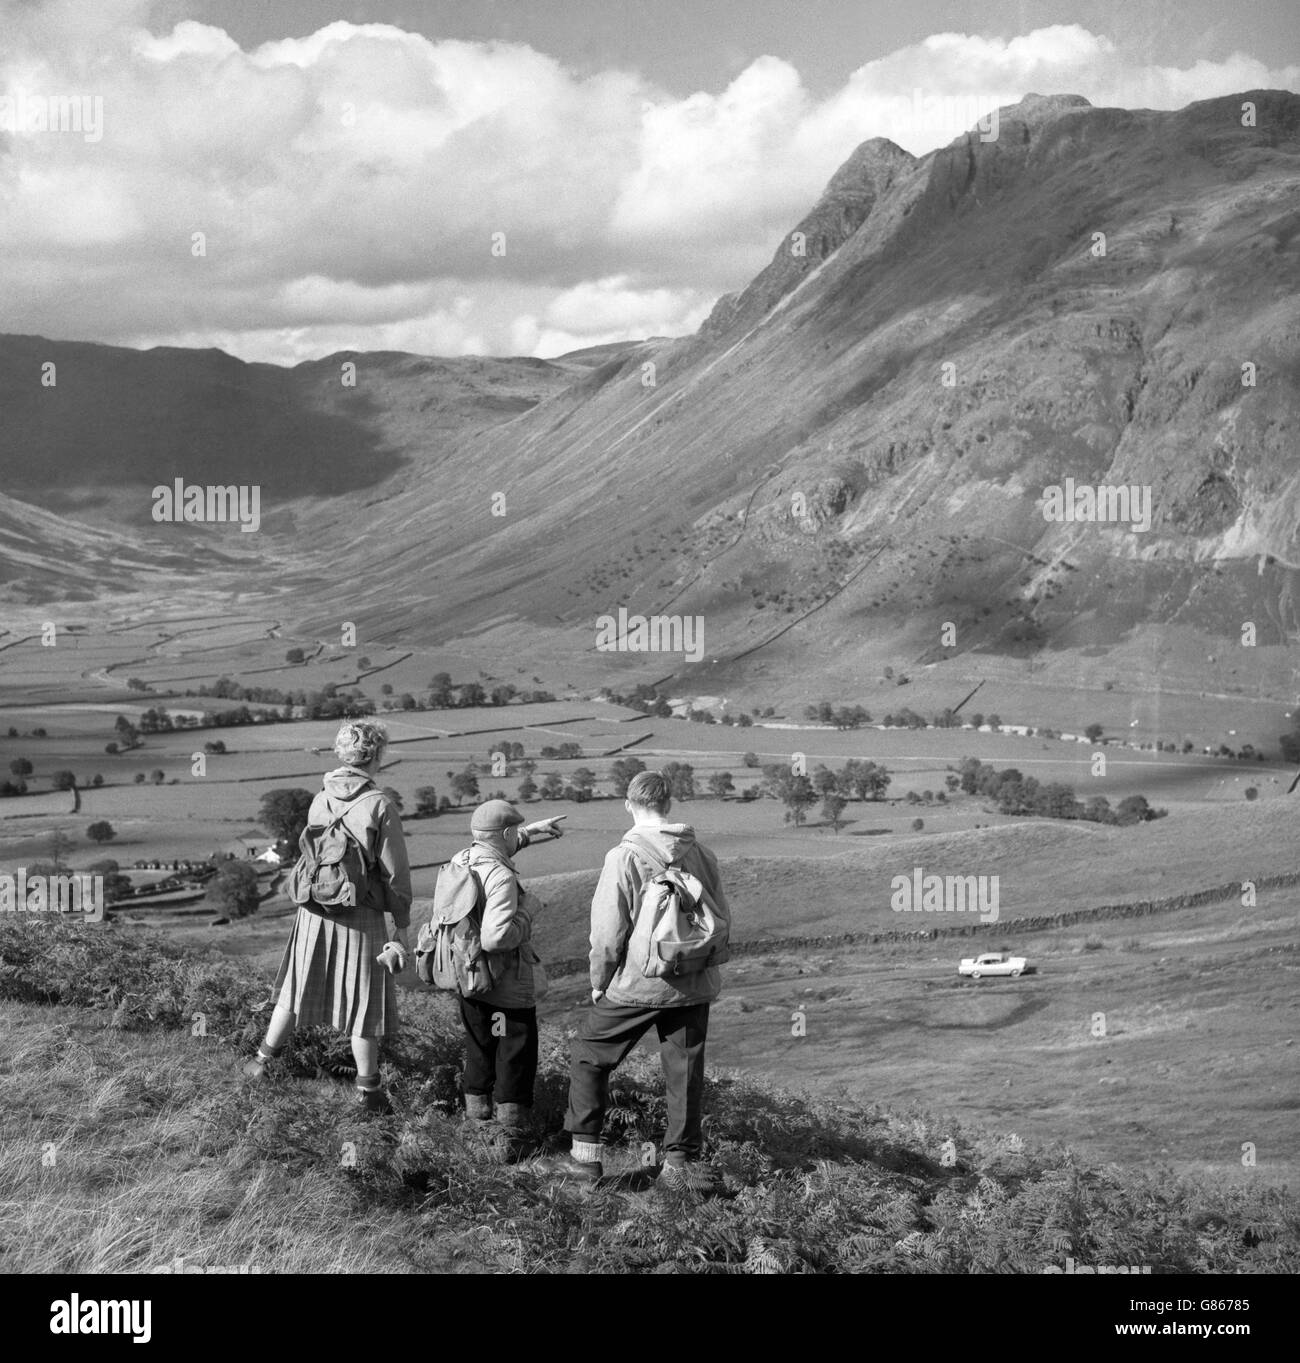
[223,834,268,859]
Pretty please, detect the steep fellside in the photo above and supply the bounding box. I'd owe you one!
[288,91,1300,692]
[0,491,248,603]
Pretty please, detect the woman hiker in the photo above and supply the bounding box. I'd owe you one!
[454,799,564,1155]
[242,719,412,1113]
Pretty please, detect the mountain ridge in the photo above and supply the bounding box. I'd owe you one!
[3,91,1298,692]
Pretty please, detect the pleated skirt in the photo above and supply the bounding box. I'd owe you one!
[272,903,397,1038]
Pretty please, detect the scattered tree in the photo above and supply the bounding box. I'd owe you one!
[258,788,315,845]
[450,766,480,805]
[1115,794,1156,825]
[609,757,646,797]
[660,762,696,801]
[86,820,116,844]
[207,860,261,918]
[48,829,74,868]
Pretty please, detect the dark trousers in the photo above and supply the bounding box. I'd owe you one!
[459,996,538,1106]
[565,999,710,1158]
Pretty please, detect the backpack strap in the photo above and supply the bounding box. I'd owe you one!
[318,788,385,869]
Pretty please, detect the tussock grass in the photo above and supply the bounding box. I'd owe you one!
[2,918,1296,1273]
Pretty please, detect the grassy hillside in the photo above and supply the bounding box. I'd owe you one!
[458,797,1300,964]
[278,91,1300,690]
[1,918,1295,1273]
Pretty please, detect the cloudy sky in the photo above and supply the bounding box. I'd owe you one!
[1,0,1297,364]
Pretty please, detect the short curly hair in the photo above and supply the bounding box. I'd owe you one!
[333,719,389,767]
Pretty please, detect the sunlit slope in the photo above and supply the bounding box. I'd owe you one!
[290,92,1300,681]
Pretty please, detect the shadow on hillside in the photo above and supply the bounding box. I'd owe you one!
[0,337,406,510]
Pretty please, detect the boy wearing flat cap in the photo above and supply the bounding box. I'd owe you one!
[454,799,564,1152]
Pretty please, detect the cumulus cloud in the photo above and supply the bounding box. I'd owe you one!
[0,9,1295,363]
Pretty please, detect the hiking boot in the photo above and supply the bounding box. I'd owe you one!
[241,1047,278,1080]
[493,1103,533,1162]
[551,1139,604,1184]
[355,1084,391,1116]
[658,1159,721,1193]
[551,1153,603,1184]
[463,1093,493,1123]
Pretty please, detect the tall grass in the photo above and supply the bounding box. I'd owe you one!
[1,918,1295,1273]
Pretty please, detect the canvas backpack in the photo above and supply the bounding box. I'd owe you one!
[624,833,730,978]
[287,788,383,911]
[415,852,502,997]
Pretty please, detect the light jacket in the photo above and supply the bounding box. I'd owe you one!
[306,766,412,928]
[590,822,730,1008]
[461,830,548,1009]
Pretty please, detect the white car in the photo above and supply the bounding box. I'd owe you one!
[959,951,1027,979]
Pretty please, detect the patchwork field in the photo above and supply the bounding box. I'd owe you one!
[2,614,1297,1196]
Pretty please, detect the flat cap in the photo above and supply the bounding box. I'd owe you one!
[470,798,525,831]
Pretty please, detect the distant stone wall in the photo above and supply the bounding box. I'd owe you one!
[544,870,1300,977]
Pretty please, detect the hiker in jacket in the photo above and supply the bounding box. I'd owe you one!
[242,720,412,1114]
[559,770,731,1189]
[457,799,564,1154]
